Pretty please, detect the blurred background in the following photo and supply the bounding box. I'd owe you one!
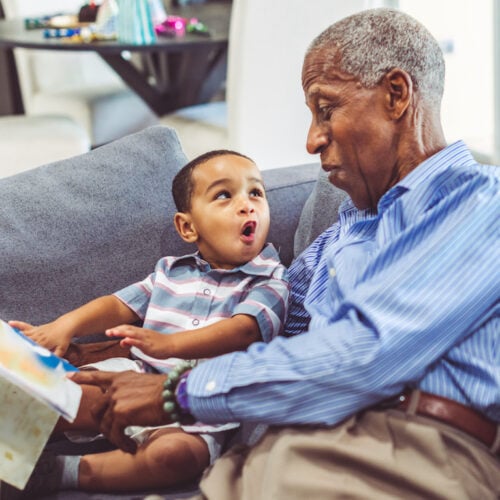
[0,0,498,177]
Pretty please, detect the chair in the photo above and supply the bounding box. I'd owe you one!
[161,0,376,169]
[1,0,158,146]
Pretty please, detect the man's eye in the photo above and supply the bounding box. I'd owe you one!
[215,191,231,200]
[318,105,333,121]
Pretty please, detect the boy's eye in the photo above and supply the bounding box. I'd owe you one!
[215,190,231,200]
[250,188,264,198]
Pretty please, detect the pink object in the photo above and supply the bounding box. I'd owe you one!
[155,15,188,36]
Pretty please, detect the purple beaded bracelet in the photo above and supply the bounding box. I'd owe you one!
[162,361,193,424]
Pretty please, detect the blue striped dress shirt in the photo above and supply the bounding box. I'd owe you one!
[188,141,499,425]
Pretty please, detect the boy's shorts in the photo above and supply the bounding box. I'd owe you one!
[69,357,238,463]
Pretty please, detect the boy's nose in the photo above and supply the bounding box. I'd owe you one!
[238,198,255,214]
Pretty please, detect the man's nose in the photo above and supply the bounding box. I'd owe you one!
[306,121,328,155]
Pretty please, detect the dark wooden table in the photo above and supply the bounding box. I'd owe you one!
[0,1,231,116]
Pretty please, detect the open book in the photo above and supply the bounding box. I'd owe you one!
[0,319,83,488]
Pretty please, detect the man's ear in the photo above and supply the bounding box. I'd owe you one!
[174,212,198,243]
[383,68,412,119]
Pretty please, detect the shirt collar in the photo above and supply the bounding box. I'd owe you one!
[170,243,282,277]
[338,141,476,217]
[376,140,475,212]
[396,140,475,191]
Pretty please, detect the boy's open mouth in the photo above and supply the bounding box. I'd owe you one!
[242,221,256,237]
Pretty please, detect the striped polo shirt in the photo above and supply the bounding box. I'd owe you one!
[114,243,289,371]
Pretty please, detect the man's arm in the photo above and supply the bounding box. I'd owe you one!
[186,174,500,426]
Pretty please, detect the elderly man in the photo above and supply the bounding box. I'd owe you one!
[74,8,498,499]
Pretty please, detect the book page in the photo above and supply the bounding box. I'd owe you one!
[0,378,59,489]
[0,319,81,422]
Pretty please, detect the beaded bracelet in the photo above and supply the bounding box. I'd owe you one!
[162,360,195,424]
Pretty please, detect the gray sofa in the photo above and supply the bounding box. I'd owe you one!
[0,125,346,499]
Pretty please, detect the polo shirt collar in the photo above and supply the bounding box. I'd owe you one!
[170,243,281,277]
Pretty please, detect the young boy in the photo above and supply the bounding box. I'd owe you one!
[8,150,289,495]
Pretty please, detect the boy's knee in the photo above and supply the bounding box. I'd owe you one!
[145,432,210,479]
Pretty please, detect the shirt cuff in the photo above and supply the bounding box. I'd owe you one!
[186,353,238,424]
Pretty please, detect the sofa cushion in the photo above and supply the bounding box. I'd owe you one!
[293,167,348,257]
[0,126,189,325]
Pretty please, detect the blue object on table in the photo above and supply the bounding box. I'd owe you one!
[118,0,157,44]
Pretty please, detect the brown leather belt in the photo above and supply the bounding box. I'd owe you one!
[387,390,499,456]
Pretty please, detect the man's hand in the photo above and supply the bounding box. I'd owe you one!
[9,320,73,357]
[105,325,174,358]
[71,370,169,453]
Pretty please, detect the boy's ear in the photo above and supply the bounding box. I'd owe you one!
[174,212,198,243]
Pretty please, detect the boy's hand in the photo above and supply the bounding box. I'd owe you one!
[105,325,174,358]
[8,320,72,357]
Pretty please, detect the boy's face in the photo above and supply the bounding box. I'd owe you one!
[180,154,270,269]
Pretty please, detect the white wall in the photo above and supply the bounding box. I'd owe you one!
[397,0,495,160]
[228,0,379,170]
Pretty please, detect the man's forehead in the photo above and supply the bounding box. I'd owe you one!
[302,51,357,91]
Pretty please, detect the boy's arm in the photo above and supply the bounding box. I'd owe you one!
[10,295,139,357]
[106,314,260,360]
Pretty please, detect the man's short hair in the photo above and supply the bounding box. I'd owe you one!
[172,150,255,213]
[307,8,445,107]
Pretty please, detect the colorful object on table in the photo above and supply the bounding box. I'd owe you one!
[148,0,168,25]
[156,15,187,36]
[186,19,209,35]
[78,1,100,23]
[24,15,55,30]
[43,28,81,39]
[118,0,157,44]
[95,0,120,39]
[155,16,210,37]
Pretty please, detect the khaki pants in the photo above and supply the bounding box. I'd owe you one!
[193,410,500,499]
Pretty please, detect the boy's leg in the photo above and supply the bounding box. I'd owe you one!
[54,383,105,433]
[78,428,210,492]
[64,340,131,367]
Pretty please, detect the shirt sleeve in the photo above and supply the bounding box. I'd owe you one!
[113,261,161,319]
[284,224,340,337]
[232,266,289,343]
[186,173,500,426]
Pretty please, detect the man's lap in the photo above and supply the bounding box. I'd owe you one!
[196,410,500,499]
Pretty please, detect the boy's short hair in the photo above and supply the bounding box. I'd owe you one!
[172,149,255,213]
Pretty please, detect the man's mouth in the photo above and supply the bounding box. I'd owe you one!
[322,163,340,173]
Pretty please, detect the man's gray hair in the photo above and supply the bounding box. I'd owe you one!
[307,8,445,106]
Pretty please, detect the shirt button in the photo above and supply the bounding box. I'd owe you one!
[203,288,211,295]
[205,380,216,391]
[192,319,200,326]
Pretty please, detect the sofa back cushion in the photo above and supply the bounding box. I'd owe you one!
[0,126,321,326]
[0,126,189,324]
